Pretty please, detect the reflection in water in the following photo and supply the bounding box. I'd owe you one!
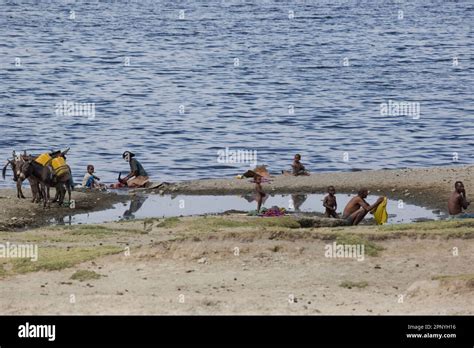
[291,194,308,212]
[122,195,148,220]
[63,194,439,225]
[55,215,73,225]
[241,193,269,211]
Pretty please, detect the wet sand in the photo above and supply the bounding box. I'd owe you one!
[0,188,127,231]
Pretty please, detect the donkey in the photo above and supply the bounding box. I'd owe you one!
[2,152,42,203]
[19,160,54,208]
[52,165,73,206]
[20,159,73,207]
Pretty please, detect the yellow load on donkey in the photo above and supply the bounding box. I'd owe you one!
[35,153,52,166]
[51,157,69,177]
[32,148,74,207]
[34,149,71,178]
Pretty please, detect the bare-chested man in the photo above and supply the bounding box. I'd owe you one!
[448,181,473,218]
[342,188,384,225]
[323,186,338,218]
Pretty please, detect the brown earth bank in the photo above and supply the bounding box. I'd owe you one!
[0,188,127,231]
[0,216,473,315]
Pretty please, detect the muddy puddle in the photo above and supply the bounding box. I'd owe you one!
[50,193,443,225]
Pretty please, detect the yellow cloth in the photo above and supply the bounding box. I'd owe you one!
[35,153,52,166]
[373,197,388,225]
[51,157,69,177]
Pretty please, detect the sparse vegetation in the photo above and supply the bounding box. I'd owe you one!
[0,246,122,276]
[339,281,368,289]
[336,234,384,257]
[184,216,301,231]
[432,274,474,282]
[269,245,283,252]
[68,225,116,236]
[156,217,181,228]
[70,270,102,282]
[379,219,474,232]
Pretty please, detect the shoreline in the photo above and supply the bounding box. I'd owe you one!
[0,189,127,231]
[151,165,474,212]
[1,165,472,231]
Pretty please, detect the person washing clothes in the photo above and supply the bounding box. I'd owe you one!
[120,151,149,188]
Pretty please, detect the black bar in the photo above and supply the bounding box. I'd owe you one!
[0,315,472,346]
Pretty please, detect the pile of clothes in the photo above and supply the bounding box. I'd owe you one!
[248,206,286,217]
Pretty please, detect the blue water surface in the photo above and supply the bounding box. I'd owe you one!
[0,0,472,186]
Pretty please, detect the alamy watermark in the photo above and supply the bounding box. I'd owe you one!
[55,100,96,120]
[18,322,55,341]
[0,242,38,262]
[380,100,420,119]
[217,147,257,167]
[324,242,365,261]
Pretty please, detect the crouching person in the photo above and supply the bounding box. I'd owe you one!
[342,188,385,225]
[121,151,149,188]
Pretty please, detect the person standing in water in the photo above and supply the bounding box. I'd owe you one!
[121,151,149,188]
[255,174,266,213]
[323,185,338,218]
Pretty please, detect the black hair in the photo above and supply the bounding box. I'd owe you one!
[122,151,135,158]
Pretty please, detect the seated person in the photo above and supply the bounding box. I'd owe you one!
[121,151,149,188]
[448,181,473,218]
[291,154,309,176]
[342,188,384,225]
[82,165,103,189]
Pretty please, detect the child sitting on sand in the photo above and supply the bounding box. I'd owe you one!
[82,165,103,189]
[323,185,339,218]
[291,154,309,176]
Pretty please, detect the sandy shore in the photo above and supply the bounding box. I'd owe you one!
[152,165,474,212]
[0,165,473,315]
[0,216,473,315]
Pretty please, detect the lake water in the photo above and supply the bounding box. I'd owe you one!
[51,193,441,225]
[1,0,473,187]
